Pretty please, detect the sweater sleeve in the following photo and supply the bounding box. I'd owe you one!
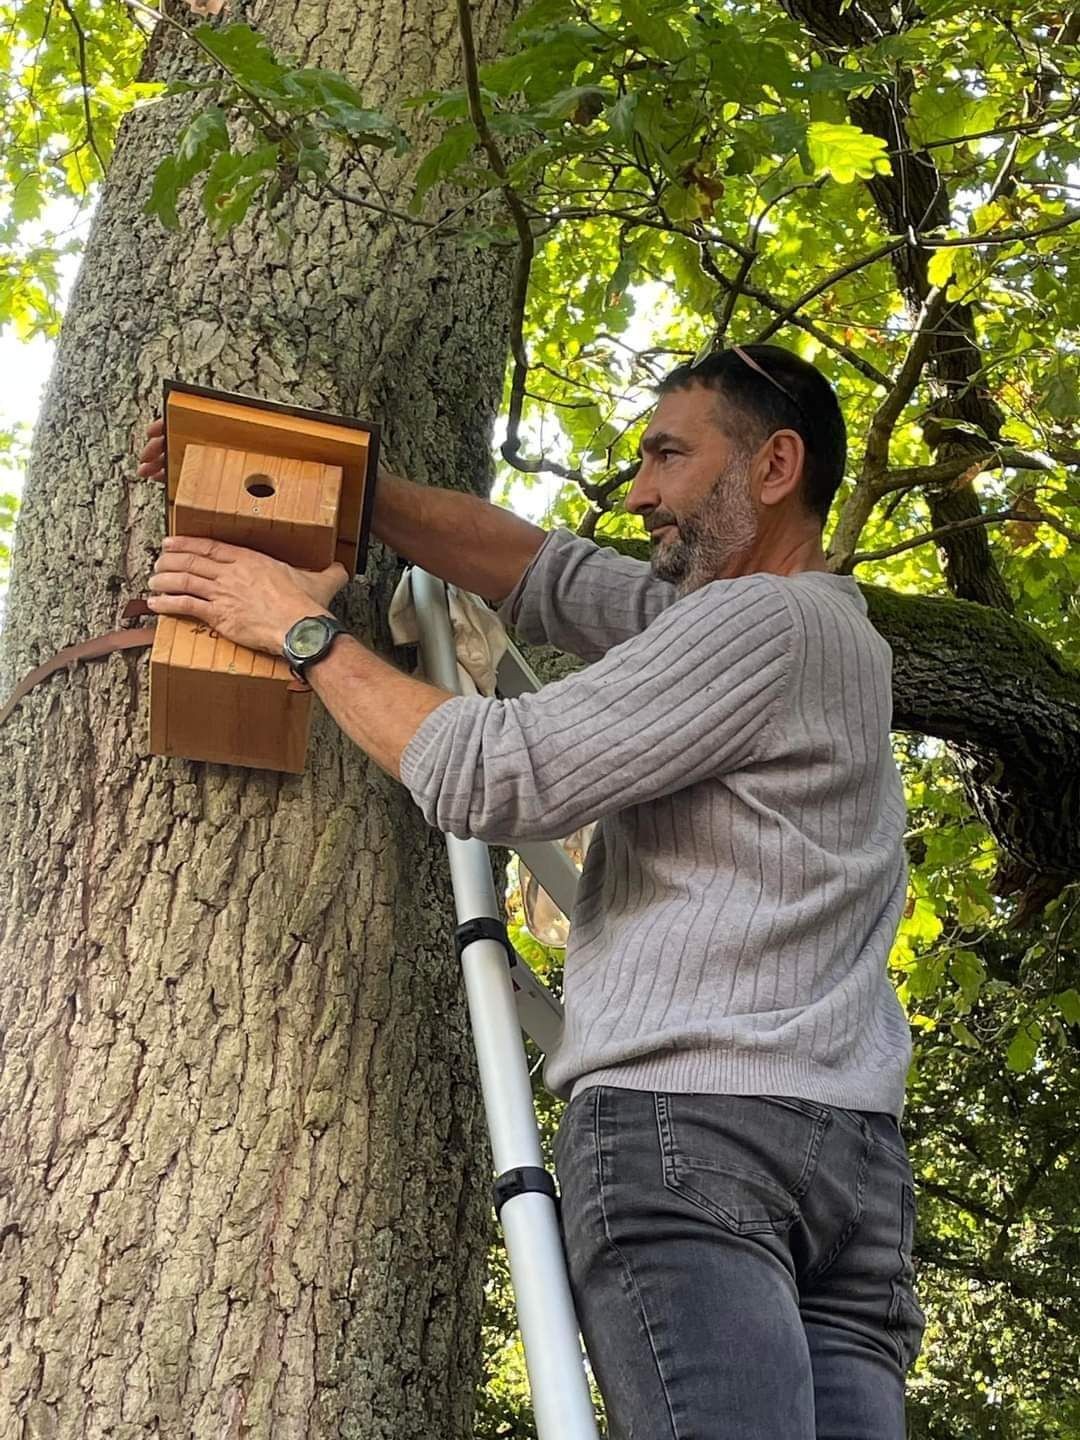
[402,573,795,845]
[497,527,677,661]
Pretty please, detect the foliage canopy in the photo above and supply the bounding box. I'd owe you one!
[2,0,1079,1434]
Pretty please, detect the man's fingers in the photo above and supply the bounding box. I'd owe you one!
[137,429,165,478]
[146,593,213,622]
[148,571,217,600]
[153,552,222,581]
[163,535,240,563]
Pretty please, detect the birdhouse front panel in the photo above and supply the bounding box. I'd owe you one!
[150,380,379,773]
[174,443,343,570]
[150,616,311,773]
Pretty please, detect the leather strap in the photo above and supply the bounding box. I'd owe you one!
[0,600,156,728]
[0,599,309,729]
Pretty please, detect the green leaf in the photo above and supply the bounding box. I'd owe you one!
[282,70,407,150]
[411,123,477,207]
[607,93,638,147]
[532,85,608,126]
[193,23,286,99]
[145,155,180,230]
[806,121,892,184]
[908,84,1003,147]
[622,0,687,61]
[1045,361,1080,420]
[11,173,44,224]
[951,1020,979,1049]
[607,248,636,306]
[926,247,957,288]
[950,949,986,1007]
[1005,1020,1041,1073]
[201,144,279,234]
[1056,989,1080,1026]
[175,106,230,187]
[663,183,703,221]
[509,0,571,35]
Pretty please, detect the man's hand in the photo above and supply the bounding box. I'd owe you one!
[137,416,165,482]
[149,536,343,656]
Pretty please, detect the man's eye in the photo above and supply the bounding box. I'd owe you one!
[659,449,678,461]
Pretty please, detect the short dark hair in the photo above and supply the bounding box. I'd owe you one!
[657,344,847,526]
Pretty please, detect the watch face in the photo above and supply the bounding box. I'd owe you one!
[289,617,330,659]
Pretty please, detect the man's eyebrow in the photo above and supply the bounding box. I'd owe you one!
[638,430,688,457]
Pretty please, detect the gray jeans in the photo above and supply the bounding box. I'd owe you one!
[555,1087,925,1440]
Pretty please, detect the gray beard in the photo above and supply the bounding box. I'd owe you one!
[650,456,758,595]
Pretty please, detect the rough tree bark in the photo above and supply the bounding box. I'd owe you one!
[0,2,515,1436]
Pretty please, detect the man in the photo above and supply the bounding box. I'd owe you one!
[139,344,924,1439]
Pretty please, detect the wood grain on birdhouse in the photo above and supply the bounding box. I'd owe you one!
[148,380,379,773]
[174,444,343,570]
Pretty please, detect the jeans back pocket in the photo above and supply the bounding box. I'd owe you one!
[655,1094,830,1236]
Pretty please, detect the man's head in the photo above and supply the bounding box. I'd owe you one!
[627,345,846,593]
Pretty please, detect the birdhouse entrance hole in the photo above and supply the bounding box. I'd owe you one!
[245,473,276,498]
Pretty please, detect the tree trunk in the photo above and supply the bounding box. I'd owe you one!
[0,2,514,1436]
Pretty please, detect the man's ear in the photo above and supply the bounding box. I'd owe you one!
[755,430,805,509]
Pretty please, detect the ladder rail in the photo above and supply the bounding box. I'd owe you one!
[409,567,599,1440]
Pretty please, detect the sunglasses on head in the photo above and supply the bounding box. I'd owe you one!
[693,344,810,427]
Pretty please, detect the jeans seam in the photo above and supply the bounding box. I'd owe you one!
[593,1089,683,1440]
[805,1116,872,1284]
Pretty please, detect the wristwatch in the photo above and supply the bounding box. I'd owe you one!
[283,614,347,680]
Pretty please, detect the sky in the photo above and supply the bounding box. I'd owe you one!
[1,332,57,448]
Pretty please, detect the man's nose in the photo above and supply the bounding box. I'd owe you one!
[624,466,658,516]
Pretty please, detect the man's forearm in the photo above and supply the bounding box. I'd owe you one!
[373,467,545,604]
[307,629,453,778]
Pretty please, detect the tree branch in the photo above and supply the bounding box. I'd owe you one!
[59,0,107,174]
[849,507,1033,567]
[880,448,1070,492]
[753,238,907,344]
[923,206,1080,250]
[455,0,537,472]
[862,286,948,481]
[916,1177,1006,1227]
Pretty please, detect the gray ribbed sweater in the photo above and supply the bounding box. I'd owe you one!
[401,529,912,1117]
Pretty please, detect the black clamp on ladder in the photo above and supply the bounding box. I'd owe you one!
[492,1166,557,1218]
[454,916,515,966]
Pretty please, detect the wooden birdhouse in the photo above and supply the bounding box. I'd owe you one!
[149,381,379,773]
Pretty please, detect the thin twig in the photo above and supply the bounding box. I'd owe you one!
[694,243,891,387]
[352,146,406,242]
[454,0,537,470]
[322,179,437,229]
[850,507,1042,566]
[59,0,107,173]
[712,176,819,343]
[754,238,907,343]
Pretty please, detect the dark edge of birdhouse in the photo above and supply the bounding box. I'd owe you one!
[161,378,381,574]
